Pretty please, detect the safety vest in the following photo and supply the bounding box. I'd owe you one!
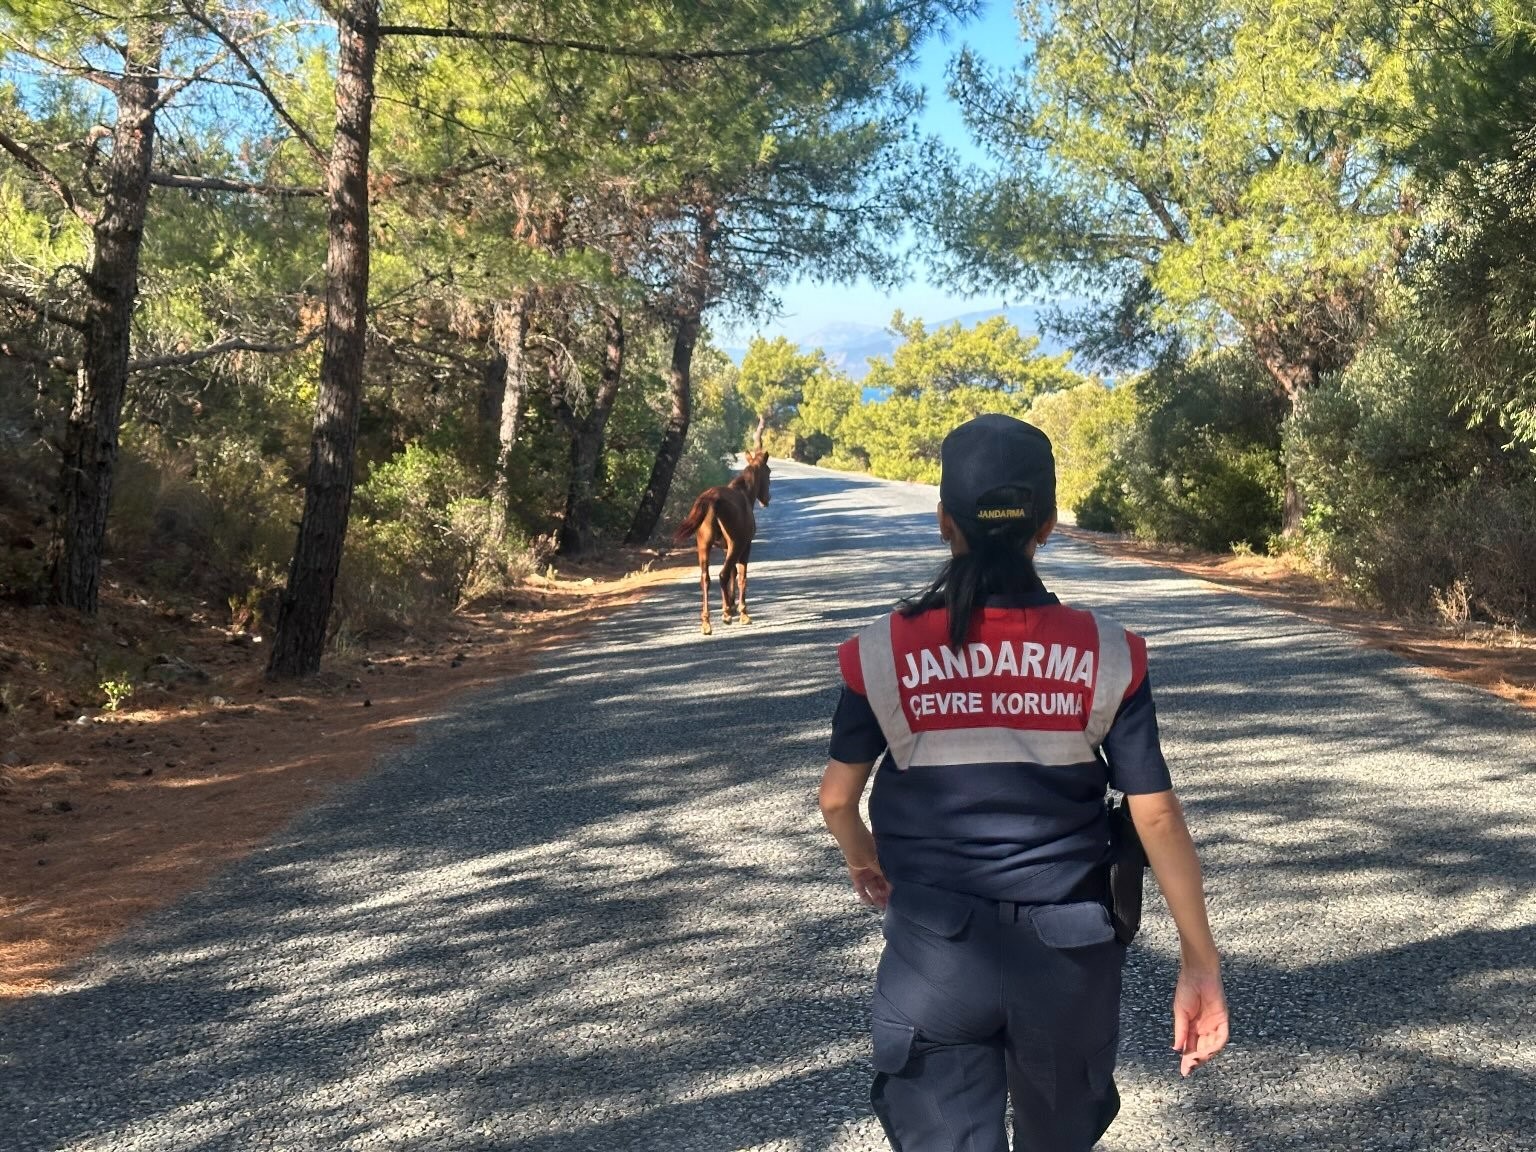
[839,601,1150,901]
[841,605,1140,772]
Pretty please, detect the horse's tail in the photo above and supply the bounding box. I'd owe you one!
[673,492,718,543]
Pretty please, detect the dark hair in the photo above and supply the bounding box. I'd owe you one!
[899,520,1043,650]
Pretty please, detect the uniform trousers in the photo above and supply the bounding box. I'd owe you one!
[870,881,1124,1152]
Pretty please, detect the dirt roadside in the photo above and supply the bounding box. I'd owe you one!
[1066,527,1536,710]
[3,530,1532,1002]
[0,549,695,999]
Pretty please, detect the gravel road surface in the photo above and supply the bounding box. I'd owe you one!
[3,460,1534,1151]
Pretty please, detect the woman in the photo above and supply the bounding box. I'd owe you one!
[820,414,1228,1152]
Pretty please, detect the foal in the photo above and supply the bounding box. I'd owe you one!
[673,452,772,635]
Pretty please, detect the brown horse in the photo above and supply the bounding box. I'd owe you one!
[673,452,772,635]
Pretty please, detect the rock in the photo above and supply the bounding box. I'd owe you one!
[209,695,229,706]
[147,656,210,686]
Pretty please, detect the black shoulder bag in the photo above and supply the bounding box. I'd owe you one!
[1106,792,1148,945]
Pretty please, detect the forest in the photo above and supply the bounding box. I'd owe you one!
[2,0,1534,684]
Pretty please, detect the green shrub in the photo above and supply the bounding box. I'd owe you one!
[108,425,297,600]
[1026,380,1137,517]
[815,445,870,473]
[337,443,533,631]
[1109,349,1286,550]
[1288,315,1536,623]
[660,408,739,530]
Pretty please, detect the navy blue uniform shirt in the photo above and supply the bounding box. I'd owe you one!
[830,587,1172,903]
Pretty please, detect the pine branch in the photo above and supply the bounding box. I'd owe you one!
[183,9,328,166]
[377,0,939,61]
[0,338,77,372]
[0,128,97,227]
[0,283,88,330]
[149,170,324,197]
[126,331,321,373]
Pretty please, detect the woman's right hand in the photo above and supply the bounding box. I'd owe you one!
[1172,966,1229,1077]
[848,862,891,909]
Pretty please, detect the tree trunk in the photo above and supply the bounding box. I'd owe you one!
[48,23,165,612]
[267,0,378,679]
[625,209,716,546]
[1250,333,1320,538]
[559,309,625,556]
[488,293,532,543]
[476,350,505,441]
[625,309,701,545]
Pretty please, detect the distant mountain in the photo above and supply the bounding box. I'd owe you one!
[723,303,1081,381]
[798,321,900,380]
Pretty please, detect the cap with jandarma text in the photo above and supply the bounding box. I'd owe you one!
[939,413,1057,537]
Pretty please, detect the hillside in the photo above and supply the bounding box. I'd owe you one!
[725,303,1078,380]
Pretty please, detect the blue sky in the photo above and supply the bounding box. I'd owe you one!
[732,0,1030,344]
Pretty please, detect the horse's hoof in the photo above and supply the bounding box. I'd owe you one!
[740,613,752,625]
[701,622,713,636]
[721,614,735,625]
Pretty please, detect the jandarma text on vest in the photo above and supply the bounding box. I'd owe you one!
[900,641,1096,690]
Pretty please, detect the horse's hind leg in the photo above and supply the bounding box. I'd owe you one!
[719,552,738,624]
[737,542,753,624]
[696,533,713,635]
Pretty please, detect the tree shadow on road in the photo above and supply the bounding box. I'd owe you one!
[3,468,1534,1151]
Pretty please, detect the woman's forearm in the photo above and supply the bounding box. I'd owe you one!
[822,802,878,868]
[1129,791,1220,971]
[820,759,880,868]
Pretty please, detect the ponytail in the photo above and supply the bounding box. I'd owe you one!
[899,527,1041,650]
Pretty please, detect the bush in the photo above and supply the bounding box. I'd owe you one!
[660,408,739,531]
[107,426,298,602]
[1107,349,1287,551]
[1288,316,1536,623]
[336,442,532,632]
[1025,380,1137,517]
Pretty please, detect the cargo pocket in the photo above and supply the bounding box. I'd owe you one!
[871,1016,917,1074]
[870,1017,919,1149]
[1031,901,1116,949]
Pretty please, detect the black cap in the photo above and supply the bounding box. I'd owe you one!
[939,414,1056,538]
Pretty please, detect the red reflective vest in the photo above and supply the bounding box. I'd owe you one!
[837,602,1151,901]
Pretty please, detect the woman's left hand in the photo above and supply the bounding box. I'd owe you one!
[848,862,891,908]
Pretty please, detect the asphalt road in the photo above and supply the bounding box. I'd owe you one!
[3,460,1535,1151]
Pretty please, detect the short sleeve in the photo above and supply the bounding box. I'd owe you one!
[837,635,866,694]
[829,685,887,764]
[1124,630,1149,700]
[1101,675,1172,795]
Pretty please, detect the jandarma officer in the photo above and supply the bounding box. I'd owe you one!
[819,414,1229,1152]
